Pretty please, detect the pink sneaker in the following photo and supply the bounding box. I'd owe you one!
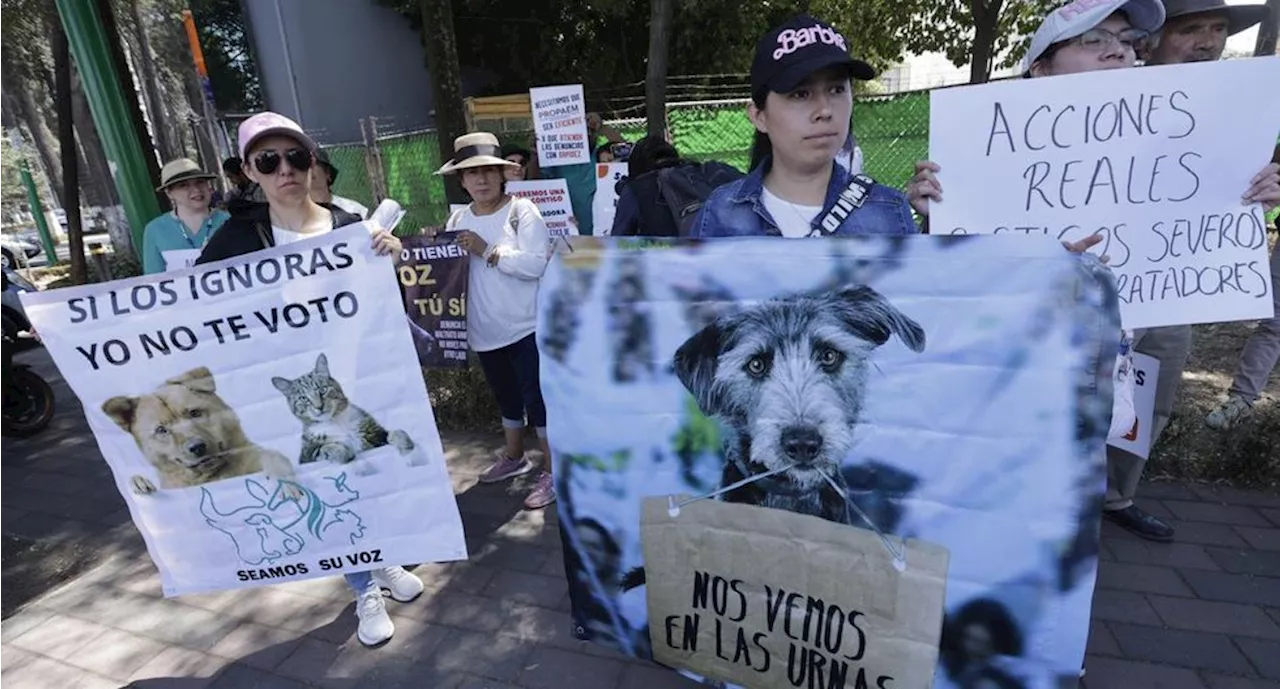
[523,472,556,510]
[479,452,534,484]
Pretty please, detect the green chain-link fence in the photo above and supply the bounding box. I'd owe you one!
[325,90,930,233]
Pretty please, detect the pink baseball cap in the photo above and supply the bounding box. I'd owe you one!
[237,111,317,160]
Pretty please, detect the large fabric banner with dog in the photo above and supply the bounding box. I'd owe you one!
[21,226,468,596]
[540,236,1119,689]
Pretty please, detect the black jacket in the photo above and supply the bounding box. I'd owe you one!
[196,202,363,265]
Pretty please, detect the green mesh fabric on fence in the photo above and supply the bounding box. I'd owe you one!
[364,92,931,232]
[326,144,375,212]
[853,92,929,191]
[381,133,449,233]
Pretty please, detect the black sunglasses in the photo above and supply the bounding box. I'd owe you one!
[253,148,314,175]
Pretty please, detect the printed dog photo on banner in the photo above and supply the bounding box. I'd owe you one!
[20,226,468,597]
[539,235,1119,689]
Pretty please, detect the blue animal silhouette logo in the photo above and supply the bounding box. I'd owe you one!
[199,473,366,565]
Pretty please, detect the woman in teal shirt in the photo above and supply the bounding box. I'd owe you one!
[142,158,229,274]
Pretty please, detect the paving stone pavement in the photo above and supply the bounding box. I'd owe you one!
[3,348,1280,688]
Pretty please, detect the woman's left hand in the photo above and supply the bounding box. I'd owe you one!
[455,230,488,257]
[1243,162,1280,213]
[371,230,402,257]
[1062,232,1110,264]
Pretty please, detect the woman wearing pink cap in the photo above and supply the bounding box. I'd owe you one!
[196,112,418,648]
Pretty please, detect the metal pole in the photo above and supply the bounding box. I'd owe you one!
[55,0,160,255]
[20,161,58,266]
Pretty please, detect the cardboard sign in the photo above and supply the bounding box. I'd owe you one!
[1107,352,1160,459]
[642,497,948,689]
[593,163,629,236]
[530,84,590,168]
[929,58,1280,330]
[507,179,578,239]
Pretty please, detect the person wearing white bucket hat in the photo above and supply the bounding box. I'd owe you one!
[141,158,229,274]
[430,132,557,510]
[906,0,1280,545]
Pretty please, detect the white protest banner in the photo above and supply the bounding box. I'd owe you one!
[1107,352,1160,459]
[508,179,578,238]
[530,84,590,168]
[929,58,1280,330]
[20,225,468,596]
[593,163,629,235]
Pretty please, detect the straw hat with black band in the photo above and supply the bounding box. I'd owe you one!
[156,158,217,192]
[1160,0,1270,36]
[435,133,521,175]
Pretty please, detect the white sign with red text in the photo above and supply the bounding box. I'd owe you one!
[530,84,590,168]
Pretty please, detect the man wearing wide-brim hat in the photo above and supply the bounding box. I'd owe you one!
[1145,0,1271,64]
[141,158,229,274]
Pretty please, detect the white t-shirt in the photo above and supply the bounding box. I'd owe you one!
[761,187,821,238]
[272,215,337,246]
[447,197,550,352]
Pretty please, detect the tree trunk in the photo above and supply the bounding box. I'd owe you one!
[968,0,1002,84]
[126,0,177,160]
[1256,0,1279,56]
[71,64,120,209]
[53,20,88,285]
[418,0,469,204]
[8,81,65,208]
[95,0,166,211]
[645,0,673,138]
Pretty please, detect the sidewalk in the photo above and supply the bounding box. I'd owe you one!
[2,349,1278,688]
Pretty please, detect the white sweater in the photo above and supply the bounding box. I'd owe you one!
[448,197,550,352]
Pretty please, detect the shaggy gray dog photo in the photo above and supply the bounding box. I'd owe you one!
[673,284,927,525]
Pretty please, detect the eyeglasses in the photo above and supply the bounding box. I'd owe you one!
[252,148,313,175]
[1071,27,1149,52]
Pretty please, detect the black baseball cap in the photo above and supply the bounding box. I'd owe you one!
[750,15,875,102]
[314,147,338,182]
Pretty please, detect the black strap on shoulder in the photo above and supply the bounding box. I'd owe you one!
[814,174,875,236]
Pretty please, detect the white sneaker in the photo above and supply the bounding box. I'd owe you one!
[355,591,395,646]
[371,566,425,603]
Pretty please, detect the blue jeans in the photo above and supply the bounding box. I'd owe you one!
[345,570,378,599]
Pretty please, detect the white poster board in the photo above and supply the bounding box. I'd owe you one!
[507,179,578,239]
[530,84,590,168]
[593,163,629,235]
[929,58,1280,330]
[1107,352,1160,459]
[162,249,202,272]
[21,225,468,596]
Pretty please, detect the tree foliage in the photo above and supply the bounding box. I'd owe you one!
[188,0,263,112]
[902,0,1063,82]
[377,0,923,105]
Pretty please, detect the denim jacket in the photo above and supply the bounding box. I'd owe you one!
[689,157,918,238]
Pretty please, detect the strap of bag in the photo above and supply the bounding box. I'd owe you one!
[813,173,876,236]
[254,222,273,248]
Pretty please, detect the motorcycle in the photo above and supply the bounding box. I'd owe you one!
[2,268,54,437]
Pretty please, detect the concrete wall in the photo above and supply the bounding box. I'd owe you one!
[242,0,436,144]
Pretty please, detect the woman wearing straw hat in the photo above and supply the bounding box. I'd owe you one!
[433,132,557,510]
[141,158,229,274]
